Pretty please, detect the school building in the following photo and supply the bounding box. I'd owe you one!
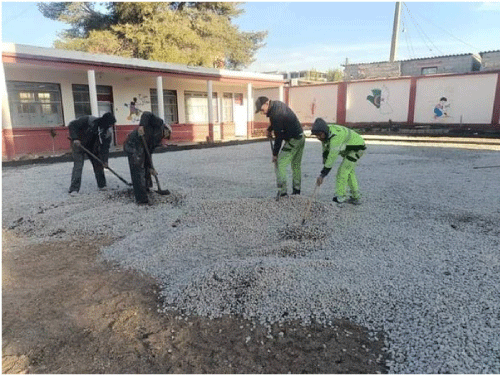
[2,43,285,160]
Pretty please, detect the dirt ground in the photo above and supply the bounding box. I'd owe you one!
[2,229,388,374]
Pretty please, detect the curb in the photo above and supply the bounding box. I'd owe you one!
[2,138,267,168]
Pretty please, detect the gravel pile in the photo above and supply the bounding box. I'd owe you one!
[3,141,499,373]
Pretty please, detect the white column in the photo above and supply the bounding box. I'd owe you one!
[247,83,253,139]
[87,70,98,116]
[1,63,12,129]
[207,80,213,124]
[279,85,284,102]
[207,80,214,142]
[156,76,165,121]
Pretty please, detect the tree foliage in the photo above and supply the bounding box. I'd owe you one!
[37,2,267,69]
[326,68,344,82]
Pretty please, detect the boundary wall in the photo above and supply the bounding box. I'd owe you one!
[256,71,500,132]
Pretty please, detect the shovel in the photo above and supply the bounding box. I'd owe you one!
[269,137,281,202]
[301,183,320,226]
[77,143,132,187]
[140,135,171,195]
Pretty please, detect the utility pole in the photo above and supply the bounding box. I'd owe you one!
[389,2,402,62]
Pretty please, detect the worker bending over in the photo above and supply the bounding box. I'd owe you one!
[255,96,305,199]
[311,118,367,206]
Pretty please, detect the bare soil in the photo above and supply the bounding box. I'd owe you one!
[2,230,388,374]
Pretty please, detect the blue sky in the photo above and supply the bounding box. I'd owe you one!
[2,1,500,73]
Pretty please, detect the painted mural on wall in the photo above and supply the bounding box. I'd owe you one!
[366,85,393,115]
[433,96,452,122]
[124,94,150,122]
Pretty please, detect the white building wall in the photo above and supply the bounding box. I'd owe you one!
[289,84,338,125]
[4,66,252,127]
[346,79,411,123]
[414,74,498,124]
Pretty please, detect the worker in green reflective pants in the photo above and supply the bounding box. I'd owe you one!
[255,96,305,200]
[311,118,367,207]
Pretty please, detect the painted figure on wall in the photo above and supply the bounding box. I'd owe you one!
[367,85,393,115]
[124,95,149,122]
[434,97,450,119]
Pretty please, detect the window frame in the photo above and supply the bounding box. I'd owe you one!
[150,88,179,124]
[184,91,219,124]
[72,84,114,119]
[421,67,438,75]
[7,81,64,127]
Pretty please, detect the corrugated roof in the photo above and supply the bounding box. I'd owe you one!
[343,52,481,66]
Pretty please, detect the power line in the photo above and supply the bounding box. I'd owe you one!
[403,2,444,56]
[403,2,480,53]
[401,11,416,59]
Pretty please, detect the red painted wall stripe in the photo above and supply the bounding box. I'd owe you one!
[407,77,417,126]
[336,82,347,125]
[492,73,500,126]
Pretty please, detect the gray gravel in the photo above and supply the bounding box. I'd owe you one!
[2,140,499,373]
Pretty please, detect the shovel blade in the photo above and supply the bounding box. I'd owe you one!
[155,189,171,195]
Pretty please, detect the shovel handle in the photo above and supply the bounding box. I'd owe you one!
[301,184,320,225]
[77,143,132,186]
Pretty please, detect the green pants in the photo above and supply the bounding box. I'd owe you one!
[335,149,365,199]
[276,135,305,194]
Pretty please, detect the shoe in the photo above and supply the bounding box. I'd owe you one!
[333,196,346,207]
[98,186,107,191]
[276,192,288,201]
[68,189,78,194]
[348,197,361,205]
[292,189,300,195]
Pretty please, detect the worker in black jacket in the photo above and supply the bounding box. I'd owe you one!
[68,112,116,194]
[124,112,172,204]
[255,96,305,199]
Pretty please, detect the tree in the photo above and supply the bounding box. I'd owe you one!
[37,2,267,69]
[326,68,344,82]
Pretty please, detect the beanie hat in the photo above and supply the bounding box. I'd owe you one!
[311,118,330,138]
[100,112,116,128]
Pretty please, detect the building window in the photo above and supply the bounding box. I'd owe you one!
[150,89,178,124]
[222,93,233,123]
[72,84,114,119]
[421,67,438,75]
[184,91,219,123]
[7,81,64,127]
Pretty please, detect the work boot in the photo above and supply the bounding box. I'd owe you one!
[348,197,362,205]
[292,189,301,195]
[276,192,288,201]
[333,196,346,208]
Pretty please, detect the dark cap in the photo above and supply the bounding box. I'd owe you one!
[255,96,269,114]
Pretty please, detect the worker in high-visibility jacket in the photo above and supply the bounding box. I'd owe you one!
[311,118,367,206]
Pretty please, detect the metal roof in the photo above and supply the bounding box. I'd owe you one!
[343,52,482,66]
[2,43,285,84]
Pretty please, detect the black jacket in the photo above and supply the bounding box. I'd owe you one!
[266,100,303,156]
[123,112,165,164]
[68,116,99,146]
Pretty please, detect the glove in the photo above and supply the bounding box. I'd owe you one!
[316,176,324,186]
[138,126,145,136]
[73,140,81,147]
[149,168,158,177]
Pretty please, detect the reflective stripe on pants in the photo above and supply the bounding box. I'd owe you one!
[276,135,305,194]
